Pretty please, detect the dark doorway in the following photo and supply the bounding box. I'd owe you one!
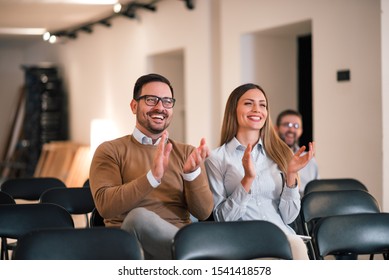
[297,35,313,148]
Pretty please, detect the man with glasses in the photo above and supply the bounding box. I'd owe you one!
[276,109,319,197]
[89,73,213,259]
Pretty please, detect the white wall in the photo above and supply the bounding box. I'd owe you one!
[0,0,386,209]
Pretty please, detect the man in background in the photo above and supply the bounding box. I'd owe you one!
[276,109,319,197]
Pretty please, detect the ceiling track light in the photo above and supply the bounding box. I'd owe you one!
[43,0,192,43]
[99,19,112,27]
[120,2,157,20]
[183,0,195,10]
[135,3,157,12]
[121,7,136,19]
[80,26,93,33]
[67,32,77,39]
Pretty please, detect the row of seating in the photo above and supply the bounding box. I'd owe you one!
[297,178,389,260]
[1,177,389,260]
[0,176,292,260]
[0,202,293,260]
[0,177,97,259]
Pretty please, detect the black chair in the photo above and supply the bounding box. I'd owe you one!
[304,178,368,196]
[83,178,90,188]
[300,190,381,259]
[90,207,105,227]
[292,178,369,236]
[172,220,292,260]
[0,191,16,259]
[0,203,74,260]
[1,177,67,201]
[40,187,95,227]
[313,213,389,260]
[0,190,15,205]
[13,227,143,260]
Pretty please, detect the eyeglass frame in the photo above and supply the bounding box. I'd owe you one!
[135,95,176,109]
[280,122,300,129]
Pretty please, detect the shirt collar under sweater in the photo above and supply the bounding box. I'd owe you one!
[133,127,164,145]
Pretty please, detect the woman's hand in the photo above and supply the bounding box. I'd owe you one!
[286,142,315,187]
[288,142,315,173]
[241,144,256,192]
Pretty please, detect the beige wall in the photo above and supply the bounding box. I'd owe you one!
[0,0,387,210]
[0,47,24,160]
[382,0,389,212]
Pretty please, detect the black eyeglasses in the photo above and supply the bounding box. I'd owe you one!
[136,95,176,109]
[281,122,300,129]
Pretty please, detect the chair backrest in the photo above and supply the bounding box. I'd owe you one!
[39,187,95,215]
[1,177,67,200]
[83,178,90,188]
[0,190,15,205]
[304,178,368,196]
[301,190,380,226]
[90,207,105,227]
[12,227,143,260]
[313,213,389,259]
[300,189,380,260]
[172,220,293,260]
[0,203,74,239]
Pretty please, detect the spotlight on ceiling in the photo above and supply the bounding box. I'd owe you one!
[67,32,77,39]
[120,1,157,20]
[113,3,122,13]
[138,2,157,12]
[43,32,51,41]
[183,0,194,10]
[80,26,93,33]
[99,19,112,27]
[121,4,136,19]
[49,35,57,44]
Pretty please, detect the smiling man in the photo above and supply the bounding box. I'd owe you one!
[276,109,319,196]
[89,73,213,259]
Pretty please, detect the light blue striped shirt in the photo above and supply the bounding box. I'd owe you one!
[205,137,300,235]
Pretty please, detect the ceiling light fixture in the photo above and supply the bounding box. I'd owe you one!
[120,2,157,20]
[44,0,194,43]
[80,26,93,33]
[48,35,57,44]
[43,32,51,41]
[183,0,195,10]
[113,3,122,13]
[99,19,112,27]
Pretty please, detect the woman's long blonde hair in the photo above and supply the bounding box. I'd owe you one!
[220,83,293,174]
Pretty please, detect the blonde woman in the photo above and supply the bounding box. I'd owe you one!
[205,83,315,260]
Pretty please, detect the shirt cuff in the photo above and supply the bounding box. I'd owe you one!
[282,184,300,200]
[182,167,201,182]
[147,170,160,188]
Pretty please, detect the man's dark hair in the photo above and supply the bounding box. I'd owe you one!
[133,73,174,99]
[276,109,302,126]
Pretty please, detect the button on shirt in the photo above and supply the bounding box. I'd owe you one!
[205,137,300,235]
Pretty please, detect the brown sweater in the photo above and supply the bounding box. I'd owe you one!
[89,135,213,228]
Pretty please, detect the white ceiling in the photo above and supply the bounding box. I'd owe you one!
[0,0,130,44]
